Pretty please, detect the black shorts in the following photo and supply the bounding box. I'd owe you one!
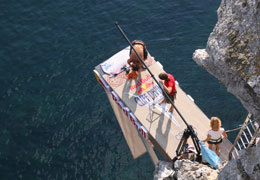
[164,91,177,103]
[207,138,222,145]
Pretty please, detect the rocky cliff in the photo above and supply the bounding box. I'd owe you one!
[153,160,225,180]
[191,0,260,179]
[193,0,260,122]
[154,0,260,179]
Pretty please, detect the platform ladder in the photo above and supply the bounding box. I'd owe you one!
[228,114,260,160]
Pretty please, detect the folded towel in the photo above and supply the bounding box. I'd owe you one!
[100,46,130,75]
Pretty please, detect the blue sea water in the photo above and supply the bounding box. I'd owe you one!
[0,0,248,179]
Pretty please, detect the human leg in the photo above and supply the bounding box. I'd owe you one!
[167,94,175,112]
[159,98,166,105]
[208,144,213,150]
[216,144,220,155]
[169,105,173,112]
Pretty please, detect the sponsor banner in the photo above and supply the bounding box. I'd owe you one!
[93,70,111,93]
[111,91,119,102]
[134,85,163,107]
[129,74,152,93]
[94,69,150,141]
[139,125,148,140]
[129,112,138,127]
[111,90,149,141]
[123,106,130,118]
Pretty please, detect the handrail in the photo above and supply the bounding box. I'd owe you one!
[228,114,251,160]
[225,118,257,133]
[247,127,260,148]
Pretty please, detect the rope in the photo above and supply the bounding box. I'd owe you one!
[226,127,242,133]
[226,118,257,133]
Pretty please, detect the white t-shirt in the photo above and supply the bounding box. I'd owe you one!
[208,128,224,140]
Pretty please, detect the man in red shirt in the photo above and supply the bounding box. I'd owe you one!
[158,72,177,113]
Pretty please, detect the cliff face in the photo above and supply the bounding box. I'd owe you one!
[192,0,260,179]
[153,160,226,180]
[218,143,260,180]
[154,1,260,178]
[193,0,260,121]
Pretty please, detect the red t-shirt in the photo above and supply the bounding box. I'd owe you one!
[164,74,176,95]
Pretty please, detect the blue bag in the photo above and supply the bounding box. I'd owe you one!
[199,141,220,169]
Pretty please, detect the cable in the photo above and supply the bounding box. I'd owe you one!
[225,119,257,133]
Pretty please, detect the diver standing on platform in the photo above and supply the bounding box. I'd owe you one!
[158,72,177,113]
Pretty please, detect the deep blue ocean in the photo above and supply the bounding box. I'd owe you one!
[0,0,248,179]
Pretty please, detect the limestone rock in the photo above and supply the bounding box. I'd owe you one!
[218,143,260,180]
[153,159,224,180]
[153,160,175,180]
[192,0,260,122]
[192,0,260,179]
[175,160,218,180]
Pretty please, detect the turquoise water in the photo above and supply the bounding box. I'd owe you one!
[0,0,247,179]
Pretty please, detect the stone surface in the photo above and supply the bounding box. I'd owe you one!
[218,143,260,180]
[153,161,175,180]
[153,160,226,180]
[193,0,260,122]
[192,0,260,179]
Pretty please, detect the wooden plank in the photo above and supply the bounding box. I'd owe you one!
[219,138,235,161]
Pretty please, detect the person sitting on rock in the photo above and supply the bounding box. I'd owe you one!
[203,117,228,155]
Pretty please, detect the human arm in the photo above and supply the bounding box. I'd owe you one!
[127,59,132,66]
[158,80,172,94]
[163,78,175,94]
[222,131,228,138]
[202,134,211,143]
[162,83,172,94]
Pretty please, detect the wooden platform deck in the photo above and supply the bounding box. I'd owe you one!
[94,47,233,162]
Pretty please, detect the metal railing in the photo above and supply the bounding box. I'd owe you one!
[228,114,260,160]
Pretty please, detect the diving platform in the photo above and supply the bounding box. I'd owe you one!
[94,47,233,163]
